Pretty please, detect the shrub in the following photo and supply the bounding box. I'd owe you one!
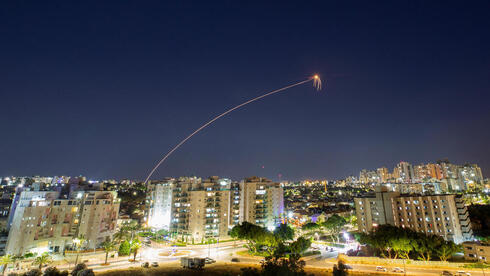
[118,240,131,256]
[43,267,61,276]
[77,269,95,276]
[71,263,87,276]
[25,269,42,276]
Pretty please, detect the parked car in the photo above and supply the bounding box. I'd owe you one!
[456,271,471,276]
[231,258,240,262]
[141,262,149,268]
[376,266,387,272]
[392,267,404,273]
[151,262,159,267]
[441,271,453,276]
[205,257,216,264]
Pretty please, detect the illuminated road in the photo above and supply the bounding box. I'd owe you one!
[32,243,486,276]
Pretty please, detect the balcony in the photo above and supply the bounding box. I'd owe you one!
[461,225,472,233]
[459,213,469,220]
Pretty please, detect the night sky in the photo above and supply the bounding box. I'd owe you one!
[1,1,489,181]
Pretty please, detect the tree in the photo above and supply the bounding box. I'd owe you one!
[230,222,274,254]
[129,239,141,261]
[359,228,392,258]
[333,260,348,276]
[100,240,115,264]
[301,222,321,240]
[435,240,461,262]
[322,215,347,242]
[347,215,357,229]
[0,254,14,275]
[43,266,68,276]
[230,225,241,247]
[412,233,440,261]
[118,240,131,256]
[274,224,295,242]
[77,269,94,276]
[120,221,142,241]
[72,235,86,266]
[290,237,311,254]
[359,225,404,258]
[301,222,320,232]
[113,227,130,244]
[25,269,42,276]
[33,253,52,270]
[391,236,413,259]
[71,263,87,276]
[259,253,308,276]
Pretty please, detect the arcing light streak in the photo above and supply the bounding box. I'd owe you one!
[144,75,322,184]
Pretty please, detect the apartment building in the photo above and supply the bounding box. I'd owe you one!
[376,182,446,195]
[169,176,232,243]
[240,176,284,230]
[355,187,472,244]
[146,181,173,230]
[463,241,490,262]
[229,181,241,228]
[5,189,119,255]
[146,176,284,241]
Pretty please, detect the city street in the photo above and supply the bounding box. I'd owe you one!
[41,242,486,276]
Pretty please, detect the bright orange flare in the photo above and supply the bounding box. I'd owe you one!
[313,74,322,90]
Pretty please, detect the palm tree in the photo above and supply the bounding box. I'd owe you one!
[125,221,142,240]
[100,240,116,265]
[33,253,52,270]
[73,234,86,266]
[113,228,129,244]
[0,254,14,275]
[129,239,141,261]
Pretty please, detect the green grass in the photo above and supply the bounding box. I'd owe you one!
[301,250,321,257]
[326,242,346,248]
[463,263,490,269]
[236,250,269,257]
[170,242,187,247]
[138,232,153,237]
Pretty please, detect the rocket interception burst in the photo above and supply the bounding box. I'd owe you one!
[144,74,323,184]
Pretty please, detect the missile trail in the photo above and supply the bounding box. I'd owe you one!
[144,75,322,184]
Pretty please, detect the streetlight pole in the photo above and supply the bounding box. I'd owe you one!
[207,239,210,258]
[403,258,406,276]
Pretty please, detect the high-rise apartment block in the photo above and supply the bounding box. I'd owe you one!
[5,188,119,255]
[377,167,390,183]
[239,177,284,230]
[358,161,484,192]
[145,176,284,242]
[146,182,172,230]
[355,187,472,244]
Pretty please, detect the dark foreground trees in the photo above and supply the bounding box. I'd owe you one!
[359,224,462,261]
[242,252,309,276]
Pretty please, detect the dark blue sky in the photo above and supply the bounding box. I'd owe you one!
[1,1,489,181]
